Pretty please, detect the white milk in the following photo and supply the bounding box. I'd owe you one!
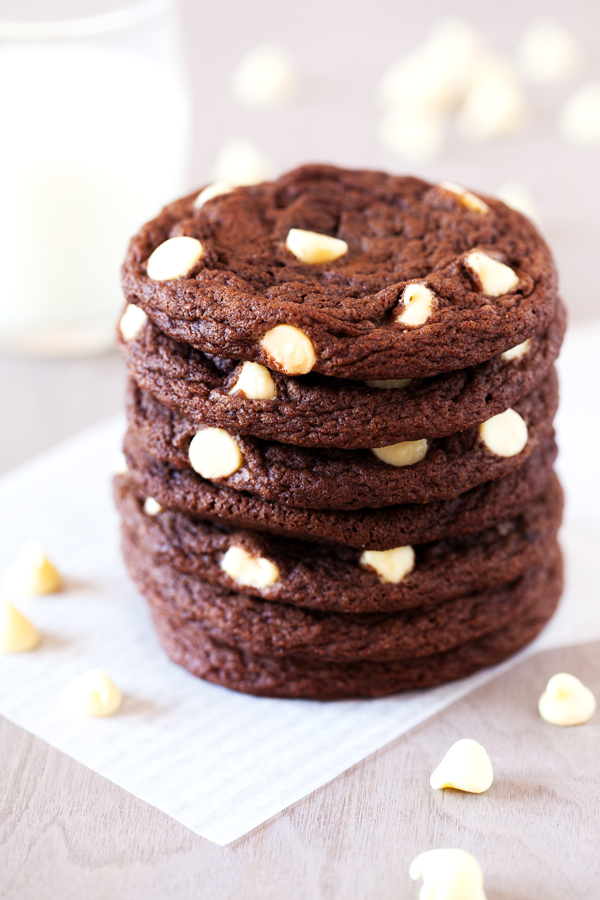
[0,43,190,355]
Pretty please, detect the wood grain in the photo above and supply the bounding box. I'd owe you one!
[1,641,598,899]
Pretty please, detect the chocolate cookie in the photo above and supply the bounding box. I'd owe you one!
[121,165,558,380]
[126,371,558,509]
[118,300,565,449]
[116,473,563,614]
[123,431,557,549]
[123,527,559,662]
[140,553,562,699]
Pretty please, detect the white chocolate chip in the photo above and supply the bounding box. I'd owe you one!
[143,497,163,516]
[194,181,234,208]
[146,236,204,281]
[439,182,489,214]
[559,83,600,146]
[458,55,528,141]
[231,43,297,109]
[396,283,435,327]
[113,451,129,475]
[517,20,583,85]
[119,304,147,341]
[501,339,531,361]
[229,361,277,400]
[188,428,244,479]
[465,250,519,297]
[410,849,487,900]
[365,378,412,390]
[261,324,316,375]
[360,546,415,584]
[286,228,348,265]
[221,545,280,589]
[378,107,445,163]
[3,541,62,596]
[0,602,40,653]
[372,439,428,467]
[60,669,122,717]
[495,181,543,228]
[478,408,528,458]
[430,739,493,793]
[538,673,596,726]
[213,137,273,186]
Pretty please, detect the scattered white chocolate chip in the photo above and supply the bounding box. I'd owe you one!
[430,739,493,793]
[410,849,487,900]
[188,428,244,479]
[538,673,596,726]
[378,107,445,163]
[0,602,40,653]
[559,83,600,146]
[439,182,489,214]
[396,283,435,327]
[372,439,428,467]
[231,43,297,109]
[478,408,528,458]
[143,497,163,516]
[213,137,273,186]
[465,250,519,297]
[261,324,316,376]
[365,378,412,390]
[229,361,277,400]
[286,228,348,265]
[60,669,122,717]
[458,55,528,141]
[146,235,204,281]
[221,545,280,589]
[495,181,543,228]
[360,546,415,584]
[119,304,147,341]
[501,339,531,361]
[194,181,234,209]
[517,20,583,85]
[112,451,129,475]
[3,541,62,596]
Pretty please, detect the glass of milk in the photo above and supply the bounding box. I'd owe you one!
[0,0,191,356]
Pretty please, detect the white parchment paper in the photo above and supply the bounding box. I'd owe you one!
[0,323,598,846]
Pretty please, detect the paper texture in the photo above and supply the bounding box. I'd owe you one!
[0,323,599,846]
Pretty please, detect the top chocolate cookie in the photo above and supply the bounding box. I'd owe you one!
[122,164,558,380]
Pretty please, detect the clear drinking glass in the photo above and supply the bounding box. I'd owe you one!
[0,0,191,356]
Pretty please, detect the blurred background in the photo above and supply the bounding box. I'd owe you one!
[1,0,599,473]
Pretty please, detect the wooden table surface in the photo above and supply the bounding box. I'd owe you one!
[2,1,600,895]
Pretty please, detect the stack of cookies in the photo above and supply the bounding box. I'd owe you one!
[115,165,565,700]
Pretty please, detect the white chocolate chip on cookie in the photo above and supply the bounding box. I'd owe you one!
[439,182,489,214]
[60,669,122,717]
[465,250,519,297]
[430,739,493,793]
[230,361,277,400]
[478,408,527,457]
[143,497,163,516]
[372,439,428,467]
[0,602,40,653]
[119,304,147,341]
[360,545,415,584]
[3,541,62,596]
[194,181,234,208]
[396,283,435,327]
[113,451,129,476]
[410,849,487,900]
[261,324,316,375]
[538,673,596,726]
[221,545,280,589]
[146,235,204,281]
[501,339,531,361]
[285,228,348,265]
[188,428,244,479]
[365,378,412,390]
